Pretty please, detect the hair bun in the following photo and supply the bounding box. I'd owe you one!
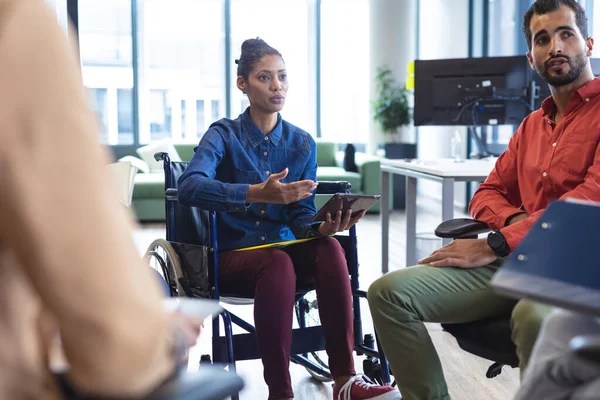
[241,37,266,54]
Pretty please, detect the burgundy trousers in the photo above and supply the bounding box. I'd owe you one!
[218,237,356,399]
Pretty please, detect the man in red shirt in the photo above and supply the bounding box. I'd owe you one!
[368,1,599,399]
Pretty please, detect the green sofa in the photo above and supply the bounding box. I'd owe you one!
[130,141,385,222]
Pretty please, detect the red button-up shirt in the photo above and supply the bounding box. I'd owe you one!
[469,77,600,251]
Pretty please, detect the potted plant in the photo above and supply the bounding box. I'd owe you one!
[372,65,416,208]
[372,65,412,140]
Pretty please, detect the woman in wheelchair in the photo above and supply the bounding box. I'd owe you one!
[178,38,398,400]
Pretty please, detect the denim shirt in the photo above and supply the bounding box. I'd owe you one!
[178,108,321,251]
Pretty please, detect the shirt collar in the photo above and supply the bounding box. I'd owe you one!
[541,76,600,117]
[241,107,283,147]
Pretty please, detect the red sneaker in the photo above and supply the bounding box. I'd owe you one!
[332,374,401,400]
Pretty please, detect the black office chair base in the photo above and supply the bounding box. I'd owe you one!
[485,362,505,378]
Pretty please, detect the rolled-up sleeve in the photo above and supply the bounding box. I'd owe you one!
[469,126,524,230]
[501,138,600,251]
[178,129,250,212]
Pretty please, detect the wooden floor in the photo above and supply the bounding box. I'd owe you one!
[134,202,519,400]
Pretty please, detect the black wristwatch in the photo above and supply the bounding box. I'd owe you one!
[487,230,510,258]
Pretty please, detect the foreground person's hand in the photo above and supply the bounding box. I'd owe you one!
[170,312,203,365]
[170,312,203,348]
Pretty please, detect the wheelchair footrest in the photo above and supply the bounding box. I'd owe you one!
[213,326,326,363]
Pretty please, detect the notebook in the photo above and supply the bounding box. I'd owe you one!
[491,200,600,317]
[107,161,138,207]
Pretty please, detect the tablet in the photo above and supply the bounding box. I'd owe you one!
[312,193,381,222]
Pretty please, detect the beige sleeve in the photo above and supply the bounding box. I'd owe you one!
[0,0,175,396]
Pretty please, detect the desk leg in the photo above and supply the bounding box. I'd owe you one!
[441,178,454,246]
[406,176,417,267]
[381,170,390,274]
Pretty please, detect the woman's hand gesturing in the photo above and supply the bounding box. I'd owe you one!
[246,168,317,204]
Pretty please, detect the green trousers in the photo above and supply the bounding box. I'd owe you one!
[367,264,553,400]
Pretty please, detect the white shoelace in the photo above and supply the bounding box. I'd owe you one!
[337,374,378,400]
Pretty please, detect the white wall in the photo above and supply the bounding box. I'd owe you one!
[369,0,417,154]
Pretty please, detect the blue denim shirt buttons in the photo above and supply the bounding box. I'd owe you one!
[178,107,319,251]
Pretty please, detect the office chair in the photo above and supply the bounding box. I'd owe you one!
[434,218,519,378]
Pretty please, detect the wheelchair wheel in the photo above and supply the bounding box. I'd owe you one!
[295,290,333,382]
[145,238,185,297]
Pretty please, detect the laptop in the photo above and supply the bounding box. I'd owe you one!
[491,199,600,317]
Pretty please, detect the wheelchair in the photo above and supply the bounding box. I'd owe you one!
[434,218,519,378]
[145,152,391,399]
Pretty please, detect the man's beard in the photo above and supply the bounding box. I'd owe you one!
[535,54,588,87]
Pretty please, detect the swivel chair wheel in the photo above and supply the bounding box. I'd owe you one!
[200,354,212,365]
[485,362,504,379]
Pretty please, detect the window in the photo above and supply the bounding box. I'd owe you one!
[148,89,171,140]
[137,0,226,143]
[320,0,370,143]
[79,0,134,145]
[196,100,205,137]
[488,0,518,57]
[211,100,220,124]
[230,0,316,135]
[487,0,521,146]
[88,88,109,142]
[76,0,379,148]
[117,89,134,143]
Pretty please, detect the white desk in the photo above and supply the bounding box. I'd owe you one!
[380,158,497,273]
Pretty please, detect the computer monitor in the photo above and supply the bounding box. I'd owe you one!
[414,56,535,127]
[414,56,600,157]
[414,56,600,127]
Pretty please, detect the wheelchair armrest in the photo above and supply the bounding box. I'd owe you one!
[569,334,600,362]
[165,188,178,201]
[434,218,491,239]
[316,181,351,194]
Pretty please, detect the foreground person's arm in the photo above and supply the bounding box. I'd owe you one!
[0,1,175,396]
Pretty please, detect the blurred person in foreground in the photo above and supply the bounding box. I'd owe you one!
[514,310,600,400]
[0,0,201,398]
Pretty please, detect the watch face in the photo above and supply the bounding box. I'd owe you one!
[489,232,503,249]
[488,231,508,256]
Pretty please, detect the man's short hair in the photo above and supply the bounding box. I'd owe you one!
[522,0,588,51]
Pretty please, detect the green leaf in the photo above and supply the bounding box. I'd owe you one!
[372,65,412,134]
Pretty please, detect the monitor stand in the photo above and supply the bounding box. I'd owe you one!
[468,126,498,159]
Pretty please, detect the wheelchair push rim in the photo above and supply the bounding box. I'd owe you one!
[144,238,186,297]
[294,290,333,383]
